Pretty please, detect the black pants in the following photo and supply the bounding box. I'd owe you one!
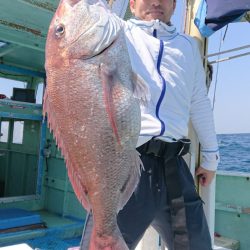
[117,145,212,250]
[81,140,212,250]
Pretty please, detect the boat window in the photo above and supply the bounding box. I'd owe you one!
[0,119,41,200]
[0,41,7,48]
[12,121,24,144]
[0,78,26,99]
[0,77,44,202]
[0,121,9,143]
[36,83,44,104]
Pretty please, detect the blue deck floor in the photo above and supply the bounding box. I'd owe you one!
[16,235,81,250]
[0,234,81,250]
[0,210,84,249]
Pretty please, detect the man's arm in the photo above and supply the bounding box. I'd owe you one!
[189,39,220,182]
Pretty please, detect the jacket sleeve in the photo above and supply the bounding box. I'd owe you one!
[189,39,220,171]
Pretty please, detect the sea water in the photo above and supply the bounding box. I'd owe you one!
[217,133,250,172]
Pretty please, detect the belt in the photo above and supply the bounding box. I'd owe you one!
[137,138,190,160]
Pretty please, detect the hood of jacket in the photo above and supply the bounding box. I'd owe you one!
[127,18,178,40]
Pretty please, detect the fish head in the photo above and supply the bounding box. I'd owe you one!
[45,0,111,68]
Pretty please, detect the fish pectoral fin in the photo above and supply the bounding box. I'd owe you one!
[132,72,151,105]
[100,63,121,145]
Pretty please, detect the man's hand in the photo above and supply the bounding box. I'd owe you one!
[195,166,216,187]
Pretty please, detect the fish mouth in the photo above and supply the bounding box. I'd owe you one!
[57,0,116,59]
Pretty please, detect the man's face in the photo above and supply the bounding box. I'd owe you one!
[130,0,176,23]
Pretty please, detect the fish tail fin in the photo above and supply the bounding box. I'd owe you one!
[89,227,128,250]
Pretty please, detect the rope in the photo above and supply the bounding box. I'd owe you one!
[212,26,228,110]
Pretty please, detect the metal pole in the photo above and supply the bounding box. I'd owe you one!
[184,0,216,246]
[205,44,250,58]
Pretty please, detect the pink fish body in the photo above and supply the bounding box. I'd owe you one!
[44,0,142,249]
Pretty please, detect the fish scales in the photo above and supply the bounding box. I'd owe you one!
[44,0,142,249]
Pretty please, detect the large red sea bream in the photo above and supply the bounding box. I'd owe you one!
[44,0,142,249]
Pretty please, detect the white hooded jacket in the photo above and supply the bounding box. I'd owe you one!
[124,18,220,171]
[92,8,220,171]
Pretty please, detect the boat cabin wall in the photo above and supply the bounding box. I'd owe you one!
[0,79,85,220]
[0,121,86,220]
[42,131,86,219]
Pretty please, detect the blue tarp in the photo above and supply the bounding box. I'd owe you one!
[195,0,250,37]
[0,208,42,230]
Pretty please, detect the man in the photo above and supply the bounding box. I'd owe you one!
[82,0,219,249]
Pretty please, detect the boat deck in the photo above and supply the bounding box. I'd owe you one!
[0,210,83,249]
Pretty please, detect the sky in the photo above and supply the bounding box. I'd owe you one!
[172,0,250,134]
[0,0,250,135]
[207,23,250,134]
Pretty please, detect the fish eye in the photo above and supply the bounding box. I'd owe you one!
[55,24,65,37]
